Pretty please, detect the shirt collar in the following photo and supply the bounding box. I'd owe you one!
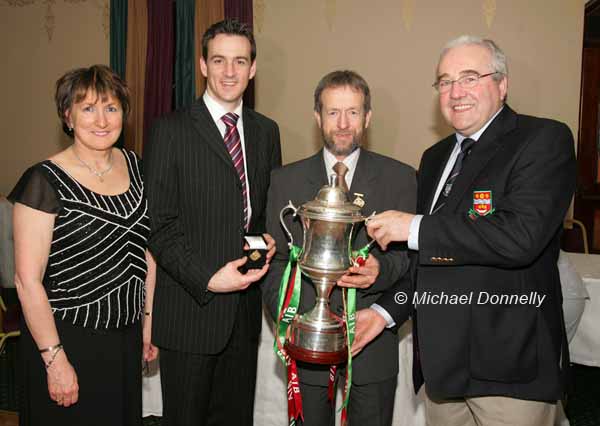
[203,91,244,125]
[455,105,504,145]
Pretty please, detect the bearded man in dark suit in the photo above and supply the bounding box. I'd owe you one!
[143,19,281,426]
[262,70,416,426]
[354,36,576,426]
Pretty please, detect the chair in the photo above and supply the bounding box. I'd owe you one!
[0,197,20,354]
[562,219,589,254]
[0,295,19,355]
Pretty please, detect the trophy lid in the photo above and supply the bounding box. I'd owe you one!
[297,174,364,222]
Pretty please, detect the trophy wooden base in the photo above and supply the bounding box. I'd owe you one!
[284,341,348,365]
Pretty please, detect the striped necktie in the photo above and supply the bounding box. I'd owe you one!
[222,112,248,228]
[431,137,476,214]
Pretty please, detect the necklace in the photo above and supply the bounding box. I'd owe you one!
[72,148,114,182]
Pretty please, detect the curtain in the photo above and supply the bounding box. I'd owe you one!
[124,0,148,155]
[109,0,127,147]
[224,0,254,108]
[110,0,253,154]
[143,0,175,140]
[175,0,196,109]
[194,0,224,98]
[109,0,127,79]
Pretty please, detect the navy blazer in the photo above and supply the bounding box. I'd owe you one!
[378,105,576,401]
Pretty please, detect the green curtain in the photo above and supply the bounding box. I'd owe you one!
[110,0,127,79]
[110,0,127,147]
[175,0,196,109]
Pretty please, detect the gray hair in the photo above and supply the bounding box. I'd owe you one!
[439,35,508,81]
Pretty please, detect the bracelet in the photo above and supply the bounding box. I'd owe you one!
[39,344,62,354]
[42,344,63,369]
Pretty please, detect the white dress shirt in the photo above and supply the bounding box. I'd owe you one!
[203,91,253,226]
[323,146,361,189]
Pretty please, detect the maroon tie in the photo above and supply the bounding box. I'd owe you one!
[222,112,248,228]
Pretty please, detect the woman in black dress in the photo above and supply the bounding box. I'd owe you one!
[9,65,158,426]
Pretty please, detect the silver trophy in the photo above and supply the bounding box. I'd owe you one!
[279,175,367,364]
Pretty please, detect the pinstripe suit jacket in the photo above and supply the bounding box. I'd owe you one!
[143,98,281,354]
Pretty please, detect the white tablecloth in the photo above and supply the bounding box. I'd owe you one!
[254,314,426,426]
[566,252,600,366]
[142,252,598,424]
[143,310,426,425]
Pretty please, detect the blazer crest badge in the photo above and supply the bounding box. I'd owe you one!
[468,190,495,219]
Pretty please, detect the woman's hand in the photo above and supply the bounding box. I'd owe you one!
[143,314,159,362]
[143,251,159,362]
[45,352,79,407]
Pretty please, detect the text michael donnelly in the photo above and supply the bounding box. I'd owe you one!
[412,291,546,308]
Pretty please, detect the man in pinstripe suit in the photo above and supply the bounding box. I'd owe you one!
[143,20,281,426]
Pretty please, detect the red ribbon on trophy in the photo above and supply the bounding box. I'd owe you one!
[274,245,368,426]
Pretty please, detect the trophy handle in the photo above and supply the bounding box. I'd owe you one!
[279,200,298,248]
[363,211,377,250]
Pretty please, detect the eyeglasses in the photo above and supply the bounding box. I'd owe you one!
[432,72,499,93]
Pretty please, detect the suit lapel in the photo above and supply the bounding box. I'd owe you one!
[349,150,378,213]
[189,99,235,171]
[443,106,517,212]
[305,151,329,193]
[422,137,456,213]
[243,107,259,190]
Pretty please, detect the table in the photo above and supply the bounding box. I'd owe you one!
[142,310,426,425]
[142,252,599,424]
[566,252,600,366]
[253,314,426,426]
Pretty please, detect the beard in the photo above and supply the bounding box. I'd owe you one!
[322,128,364,157]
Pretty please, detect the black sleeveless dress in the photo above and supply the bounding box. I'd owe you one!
[9,149,149,426]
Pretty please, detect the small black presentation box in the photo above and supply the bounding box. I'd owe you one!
[243,233,268,270]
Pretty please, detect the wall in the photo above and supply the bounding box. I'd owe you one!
[253,0,585,169]
[0,1,585,193]
[0,0,109,195]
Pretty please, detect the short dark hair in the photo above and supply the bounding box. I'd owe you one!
[55,65,130,138]
[314,70,371,114]
[202,19,256,62]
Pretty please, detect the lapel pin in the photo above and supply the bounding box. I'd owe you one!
[353,193,365,207]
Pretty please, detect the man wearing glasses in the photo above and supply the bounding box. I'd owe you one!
[353,35,576,425]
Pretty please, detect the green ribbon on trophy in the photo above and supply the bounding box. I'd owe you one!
[337,244,369,425]
[274,242,371,426]
[274,244,304,426]
[275,244,303,359]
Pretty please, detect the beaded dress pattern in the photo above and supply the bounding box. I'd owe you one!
[41,150,149,329]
